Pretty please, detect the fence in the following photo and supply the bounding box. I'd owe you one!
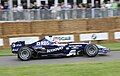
[0,8,120,21]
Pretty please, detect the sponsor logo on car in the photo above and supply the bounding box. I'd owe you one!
[47,47,64,53]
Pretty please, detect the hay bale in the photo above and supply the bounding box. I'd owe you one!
[87,17,116,30]
[2,22,31,35]
[0,22,4,35]
[59,19,88,32]
[31,20,59,33]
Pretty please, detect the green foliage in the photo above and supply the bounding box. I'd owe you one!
[100,43,120,50]
[0,61,120,76]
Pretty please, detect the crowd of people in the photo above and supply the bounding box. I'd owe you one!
[0,1,120,11]
[0,0,120,21]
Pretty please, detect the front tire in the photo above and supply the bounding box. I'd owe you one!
[18,46,33,61]
[84,44,98,57]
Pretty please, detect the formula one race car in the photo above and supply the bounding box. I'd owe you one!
[11,38,110,61]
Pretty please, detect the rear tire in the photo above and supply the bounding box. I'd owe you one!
[84,44,98,57]
[18,46,33,61]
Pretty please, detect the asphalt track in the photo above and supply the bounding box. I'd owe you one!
[0,51,120,66]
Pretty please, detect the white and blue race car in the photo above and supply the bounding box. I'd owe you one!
[11,38,110,61]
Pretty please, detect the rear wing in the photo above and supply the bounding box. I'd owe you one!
[11,41,25,53]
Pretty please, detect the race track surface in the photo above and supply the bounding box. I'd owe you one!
[0,51,120,66]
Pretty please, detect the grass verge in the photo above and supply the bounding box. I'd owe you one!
[100,43,120,50]
[0,49,13,56]
[0,61,120,76]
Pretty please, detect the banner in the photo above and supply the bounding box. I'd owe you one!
[45,35,74,42]
[80,32,109,41]
[0,38,3,46]
[9,37,39,45]
[114,32,120,39]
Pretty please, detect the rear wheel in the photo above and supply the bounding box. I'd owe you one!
[18,46,33,61]
[84,44,98,57]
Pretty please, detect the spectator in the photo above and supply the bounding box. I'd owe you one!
[105,1,112,9]
[50,4,61,19]
[23,3,28,9]
[72,2,78,19]
[29,3,34,9]
[72,2,78,9]
[0,3,3,10]
[101,1,106,17]
[86,3,92,8]
[12,5,18,20]
[50,4,56,12]
[32,2,39,9]
[111,1,118,16]
[85,3,92,18]
[3,2,9,10]
[50,4,61,12]
[61,2,72,19]
[61,2,71,10]
[0,3,4,21]
[118,2,120,8]
[111,1,118,9]
[17,4,23,20]
[50,4,57,19]
[101,1,106,9]
[39,4,49,10]
[17,4,23,11]
[44,4,49,9]
[39,3,49,20]
[94,1,101,8]
[78,3,85,8]
[118,2,120,15]
[94,1,101,17]
[12,5,17,11]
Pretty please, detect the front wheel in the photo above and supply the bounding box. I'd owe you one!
[84,44,98,57]
[18,46,33,61]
